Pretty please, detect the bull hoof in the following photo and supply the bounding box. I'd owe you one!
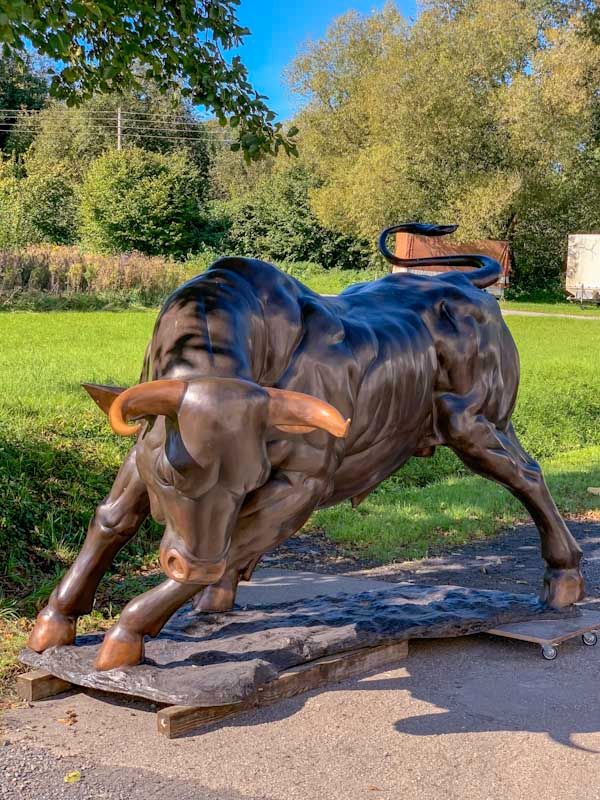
[28,608,76,652]
[95,627,144,671]
[541,567,585,608]
[192,582,236,614]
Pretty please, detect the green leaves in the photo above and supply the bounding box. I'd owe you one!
[79,146,205,257]
[287,0,600,290]
[0,0,298,159]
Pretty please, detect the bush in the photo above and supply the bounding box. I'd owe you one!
[23,164,78,245]
[80,147,205,258]
[0,169,37,250]
[219,164,374,270]
[0,156,79,248]
[279,260,386,294]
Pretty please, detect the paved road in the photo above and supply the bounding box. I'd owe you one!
[502,309,600,320]
[3,524,600,800]
[3,633,600,800]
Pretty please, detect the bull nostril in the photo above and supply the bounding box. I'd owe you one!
[164,550,189,582]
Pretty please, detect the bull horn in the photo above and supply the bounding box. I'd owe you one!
[107,380,188,436]
[266,388,350,438]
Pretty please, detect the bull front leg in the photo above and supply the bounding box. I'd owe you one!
[95,578,200,670]
[28,448,150,653]
[94,472,328,670]
[193,471,328,613]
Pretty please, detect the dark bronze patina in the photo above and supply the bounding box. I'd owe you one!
[28,222,584,670]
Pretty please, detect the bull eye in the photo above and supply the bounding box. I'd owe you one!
[165,427,199,474]
[154,451,176,487]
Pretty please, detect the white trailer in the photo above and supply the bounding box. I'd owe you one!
[565,234,600,303]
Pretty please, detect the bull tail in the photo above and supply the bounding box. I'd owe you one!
[378,222,502,289]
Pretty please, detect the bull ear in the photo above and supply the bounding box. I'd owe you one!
[82,383,127,416]
[266,388,350,438]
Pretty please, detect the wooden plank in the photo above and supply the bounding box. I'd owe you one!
[257,639,409,704]
[488,608,600,646]
[157,639,409,739]
[16,670,73,702]
[157,701,251,738]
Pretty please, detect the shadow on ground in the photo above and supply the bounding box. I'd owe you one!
[187,632,600,751]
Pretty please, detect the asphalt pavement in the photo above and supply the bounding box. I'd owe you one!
[3,524,600,800]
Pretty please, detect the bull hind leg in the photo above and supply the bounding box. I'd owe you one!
[194,471,326,613]
[28,448,150,653]
[437,394,583,608]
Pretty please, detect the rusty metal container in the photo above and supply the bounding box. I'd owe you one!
[394,232,511,298]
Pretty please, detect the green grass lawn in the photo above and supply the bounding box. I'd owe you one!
[0,309,599,697]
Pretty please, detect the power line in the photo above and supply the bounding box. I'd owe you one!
[0,107,241,149]
[0,108,219,123]
[0,113,235,137]
[0,125,235,145]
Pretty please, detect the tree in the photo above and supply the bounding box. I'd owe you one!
[220,161,372,269]
[0,53,47,149]
[19,83,211,183]
[80,147,205,257]
[0,1,296,160]
[288,0,600,290]
[208,124,275,201]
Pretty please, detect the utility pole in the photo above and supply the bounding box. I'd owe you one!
[117,105,122,150]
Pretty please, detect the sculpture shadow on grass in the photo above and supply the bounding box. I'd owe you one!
[0,430,161,606]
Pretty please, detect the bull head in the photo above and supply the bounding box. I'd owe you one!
[83,379,350,585]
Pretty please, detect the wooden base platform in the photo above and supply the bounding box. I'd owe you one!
[488,607,600,660]
[157,639,408,738]
[18,583,563,738]
[17,640,409,739]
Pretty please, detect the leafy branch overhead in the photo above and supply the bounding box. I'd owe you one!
[0,0,298,159]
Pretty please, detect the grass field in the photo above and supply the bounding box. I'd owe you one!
[0,307,599,697]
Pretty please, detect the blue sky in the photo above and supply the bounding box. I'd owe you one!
[233,0,418,120]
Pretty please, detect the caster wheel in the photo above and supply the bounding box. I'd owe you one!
[542,645,558,660]
[582,631,597,647]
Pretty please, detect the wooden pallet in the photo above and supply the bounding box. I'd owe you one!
[16,639,409,739]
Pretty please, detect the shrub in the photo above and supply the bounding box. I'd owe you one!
[23,164,79,245]
[0,172,37,251]
[80,147,205,258]
[219,164,374,270]
[0,156,79,248]
[279,260,386,293]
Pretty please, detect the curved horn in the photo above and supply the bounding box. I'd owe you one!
[266,388,350,438]
[108,380,187,436]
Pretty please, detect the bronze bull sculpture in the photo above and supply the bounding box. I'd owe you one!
[28,223,584,671]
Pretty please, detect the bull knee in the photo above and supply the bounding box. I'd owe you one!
[92,500,140,541]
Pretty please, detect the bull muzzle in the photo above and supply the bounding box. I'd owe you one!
[159,547,228,585]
